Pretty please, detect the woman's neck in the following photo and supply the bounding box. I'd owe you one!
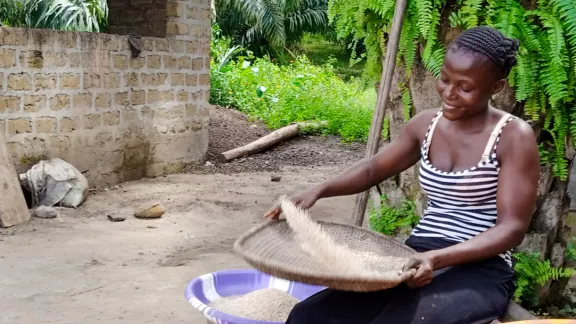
[446,106,492,134]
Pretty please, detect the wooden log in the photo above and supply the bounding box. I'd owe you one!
[0,131,31,227]
[218,121,327,162]
[350,0,408,226]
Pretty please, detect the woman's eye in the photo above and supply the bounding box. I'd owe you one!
[460,87,472,92]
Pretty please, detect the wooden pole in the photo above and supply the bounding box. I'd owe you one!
[350,0,408,226]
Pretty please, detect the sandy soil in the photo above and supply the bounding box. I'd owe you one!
[185,106,365,174]
[0,107,366,324]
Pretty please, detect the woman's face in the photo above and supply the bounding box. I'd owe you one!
[435,47,505,121]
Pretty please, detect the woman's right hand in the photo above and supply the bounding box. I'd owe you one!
[264,189,321,220]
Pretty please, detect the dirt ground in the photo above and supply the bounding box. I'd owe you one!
[0,107,366,324]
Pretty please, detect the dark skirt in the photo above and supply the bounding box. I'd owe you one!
[285,236,515,324]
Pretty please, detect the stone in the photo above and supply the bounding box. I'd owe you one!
[537,280,553,306]
[0,96,21,113]
[198,74,210,86]
[147,55,162,69]
[134,201,165,218]
[409,63,442,112]
[492,81,517,112]
[84,114,101,129]
[24,95,46,112]
[551,243,566,268]
[59,73,81,89]
[7,118,32,135]
[166,22,189,35]
[8,73,32,91]
[539,165,554,198]
[516,233,548,260]
[19,50,43,68]
[112,54,128,69]
[0,49,16,68]
[60,117,77,132]
[35,117,57,133]
[34,73,57,90]
[271,176,281,182]
[107,213,126,222]
[534,191,563,250]
[50,94,70,111]
[33,206,58,219]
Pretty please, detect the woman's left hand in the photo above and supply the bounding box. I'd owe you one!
[402,252,436,288]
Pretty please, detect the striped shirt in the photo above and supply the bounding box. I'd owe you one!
[411,110,515,267]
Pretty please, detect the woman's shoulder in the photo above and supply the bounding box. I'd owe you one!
[498,111,536,141]
[402,108,442,143]
[407,108,441,126]
[405,108,441,129]
[496,111,539,160]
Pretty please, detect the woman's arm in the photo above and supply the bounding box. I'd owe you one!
[315,115,426,199]
[265,110,436,219]
[404,119,540,287]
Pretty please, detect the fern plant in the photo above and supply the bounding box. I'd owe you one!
[369,194,420,236]
[328,0,576,180]
[513,252,575,306]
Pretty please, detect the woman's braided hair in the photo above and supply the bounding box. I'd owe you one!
[449,26,520,77]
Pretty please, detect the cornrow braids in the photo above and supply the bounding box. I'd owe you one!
[449,26,520,77]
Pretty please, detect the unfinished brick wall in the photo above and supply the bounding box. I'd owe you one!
[0,0,211,187]
[107,0,168,37]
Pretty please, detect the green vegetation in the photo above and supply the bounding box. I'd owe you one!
[214,0,330,57]
[296,33,365,80]
[567,237,576,261]
[210,35,376,142]
[328,0,576,180]
[513,252,575,306]
[368,195,420,236]
[0,0,108,32]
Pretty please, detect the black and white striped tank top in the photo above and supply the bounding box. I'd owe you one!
[411,110,516,267]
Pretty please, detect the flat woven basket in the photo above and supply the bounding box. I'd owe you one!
[233,220,417,292]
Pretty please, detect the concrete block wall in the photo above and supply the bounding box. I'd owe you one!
[107,0,168,37]
[0,0,212,187]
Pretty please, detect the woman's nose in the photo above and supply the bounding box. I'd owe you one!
[443,84,457,100]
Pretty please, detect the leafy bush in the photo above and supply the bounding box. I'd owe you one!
[328,0,576,180]
[368,195,420,236]
[210,41,376,142]
[513,252,575,306]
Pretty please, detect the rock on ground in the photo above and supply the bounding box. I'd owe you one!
[134,201,166,218]
[33,206,59,219]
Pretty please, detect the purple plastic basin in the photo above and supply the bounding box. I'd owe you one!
[185,269,326,324]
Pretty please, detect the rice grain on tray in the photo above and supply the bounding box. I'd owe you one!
[208,288,299,321]
[279,196,408,279]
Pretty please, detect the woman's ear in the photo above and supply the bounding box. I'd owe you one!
[492,79,506,95]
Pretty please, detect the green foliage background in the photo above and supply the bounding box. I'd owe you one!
[210,35,376,142]
[328,0,576,180]
[213,0,330,57]
[0,0,108,32]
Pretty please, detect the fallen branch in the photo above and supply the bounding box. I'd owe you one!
[218,121,327,163]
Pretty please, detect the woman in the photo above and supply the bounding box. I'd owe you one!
[265,26,540,324]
